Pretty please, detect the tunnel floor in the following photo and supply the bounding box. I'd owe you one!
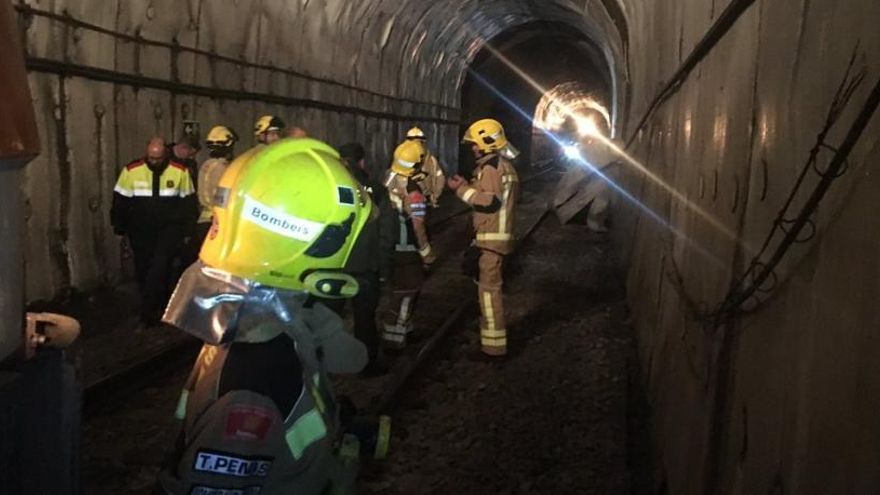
[360,216,650,495]
[77,172,651,494]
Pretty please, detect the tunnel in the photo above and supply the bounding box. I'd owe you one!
[2,0,880,493]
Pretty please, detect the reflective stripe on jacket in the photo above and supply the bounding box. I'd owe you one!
[417,153,446,204]
[110,158,196,233]
[456,154,519,254]
[384,171,436,264]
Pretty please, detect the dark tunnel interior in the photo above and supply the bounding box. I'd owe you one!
[459,21,613,175]
[3,1,880,494]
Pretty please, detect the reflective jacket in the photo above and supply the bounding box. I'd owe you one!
[158,302,366,495]
[384,171,436,264]
[197,157,229,224]
[456,154,519,255]
[417,152,445,206]
[110,158,197,234]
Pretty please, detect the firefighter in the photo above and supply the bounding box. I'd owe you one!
[196,126,238,241]
[111,137,197,327]
[381,140,437,348]
[254,115,286,145]
[323,142,395,375]
[447,119,520,357]
[405,126,446,207]
[157,139,387,494]
[178,126,239,277]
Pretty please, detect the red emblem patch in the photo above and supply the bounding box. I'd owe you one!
[225,406,274,441]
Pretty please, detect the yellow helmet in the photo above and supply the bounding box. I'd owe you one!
[254,115,285,136]
[462,118,520,159]
[200,138,372,297]
[390,140,426,177]
[205,125,238,148]
[462,118,509,151]
[406,126,426,140]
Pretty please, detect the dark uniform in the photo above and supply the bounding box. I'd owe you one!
[111,157,197,324]
[319,161,395,367]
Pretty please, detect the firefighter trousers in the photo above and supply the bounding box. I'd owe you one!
[382,252,424,348]
[478,249,506,356]
[129,227,184,323]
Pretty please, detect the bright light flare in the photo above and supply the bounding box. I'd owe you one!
[575,116,601,137]
[463,63,744,267]
[563,144,581,160]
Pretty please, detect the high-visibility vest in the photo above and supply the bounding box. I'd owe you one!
[114,159,194,199]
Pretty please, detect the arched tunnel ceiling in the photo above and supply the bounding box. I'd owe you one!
[18,0,624,109]
[15,0,626,300]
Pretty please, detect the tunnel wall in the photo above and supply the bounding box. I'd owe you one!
[613,0,880,492]
[13,0,623,302]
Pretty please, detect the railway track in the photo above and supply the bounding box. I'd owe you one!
[83,161,562,412]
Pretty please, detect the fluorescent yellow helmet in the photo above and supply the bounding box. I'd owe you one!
[462,118,509,152]
[406,126,426,140]
[254,115,285,136]
[205,125,238,148]
[200,138,372,297]
[390,140,426,177]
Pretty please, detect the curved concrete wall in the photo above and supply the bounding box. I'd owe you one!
[614,0,880,493]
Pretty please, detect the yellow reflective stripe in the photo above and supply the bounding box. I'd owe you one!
[481,292,496,330]
[419,244,433,257]
[285,408,327,460]
[502,174,519,184]
[173,389,189,420]
[374,415,392,460]
[481,336,507,347]
[310,373,326,413]
[499,185,510,234]
[158,188,180,197]
[398,297,412,323]
[477,233,512,241]
[461,188,477,203]
[113,184,133,197]
[480,328,506,338]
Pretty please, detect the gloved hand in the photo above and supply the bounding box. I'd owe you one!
[447,175,467,192]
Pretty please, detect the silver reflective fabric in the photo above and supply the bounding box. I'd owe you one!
[499,143,520,160]
[163,262,309,345]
